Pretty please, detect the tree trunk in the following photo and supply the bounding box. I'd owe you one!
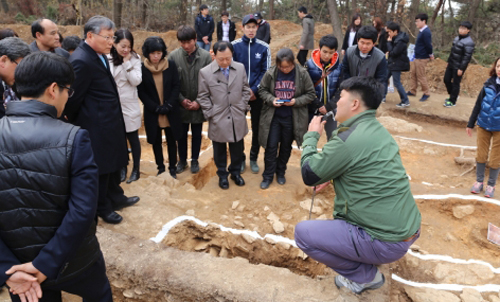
[258,0,263,12]
[390,0,397,18]
[326,0,343,46]
[113,0,123,27]
[467,0,481,23]
[448,0,455,29]
[222,0,227,12]
[396,0,406,23]
[179,0,187,25]
[408,0,420,43]
[351,0,357,14]
[269,0,274,20]
[0,0,9,13]
[429,0,444,28]
[142,0,147,29]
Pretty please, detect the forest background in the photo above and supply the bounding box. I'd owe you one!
[2,0,499,66]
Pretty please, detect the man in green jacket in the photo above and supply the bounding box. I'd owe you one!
[295,76,421,294]
[168,25,212,174]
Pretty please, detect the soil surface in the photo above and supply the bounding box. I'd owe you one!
[1,20,499,302]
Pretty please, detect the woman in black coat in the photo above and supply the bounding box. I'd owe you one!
[341,13,361,55]
[137,37,182,178]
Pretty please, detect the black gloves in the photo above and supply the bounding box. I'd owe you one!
[155,103,173,115]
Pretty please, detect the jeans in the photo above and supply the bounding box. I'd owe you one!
[196,41,211,51]
[387,70,409,104]
[263,115,294,181]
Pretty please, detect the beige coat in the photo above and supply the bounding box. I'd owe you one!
[198,60,251,143]
[108,54,142,132]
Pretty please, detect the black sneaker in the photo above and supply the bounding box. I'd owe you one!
[443,100,456,108]
[176,161,188,174]
[191,159,200,174]
[396,102,410,108]
[406,91,416,96]
[419,94,430,102]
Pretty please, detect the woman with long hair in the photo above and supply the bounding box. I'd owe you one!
[372,17,388,53]
[467,57,500,198]
[341,13,362,56]
[109,29,143,183]
[137,37,182,179]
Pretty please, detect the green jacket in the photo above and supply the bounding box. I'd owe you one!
[301,110,421,242]
[168,46,212,124]
[258,64,316,148]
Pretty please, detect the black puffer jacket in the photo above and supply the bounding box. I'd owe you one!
[387,31,410,72]
[447,35,475,71]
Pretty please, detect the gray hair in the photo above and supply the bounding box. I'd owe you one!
[0,37,31,61]
[84,16,115,37]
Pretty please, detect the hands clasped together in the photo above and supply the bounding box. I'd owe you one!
[5,263,47,302]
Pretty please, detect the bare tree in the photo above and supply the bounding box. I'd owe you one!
[326,0,343,45]
[113,0,123,27]
[142,0,147,29]
[0,0,9,13]
[222,0,227,12]
[179,0,187,25]
[429,0,444,28]
[467,0,481,23]
[408,0,420,43]
[396,0,406,23]
[269,0,275,20]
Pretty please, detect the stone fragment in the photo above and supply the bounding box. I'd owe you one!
[282,213,293,220]
[299,199,323,214]
[234,221,245,228]
[123,289,135,298]
[209,247,219,257]
[488,295,500,302]
[404,286,460,302]
[194,241,209,251]
[234,216,242,220]
[241,233,256,244]
[267,212,280,222]
[264,206,270,211]
[445,232,457,242]
[134,288,143,295]
[272,220,285,233]
[237,205,246,212]
[220,215,228,220]
[277,242,291,250]
[185,209,195,216]
[460,288,484,302]
[453,205,475,219]
[265,237,276,244]
[232,200,240,210]
[219,247,229,258]
[316,214,328,220]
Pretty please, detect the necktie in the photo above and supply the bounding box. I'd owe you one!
[222,67,229,80]
[100,55,107,68]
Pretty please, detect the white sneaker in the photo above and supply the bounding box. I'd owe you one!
[335,270,385,294]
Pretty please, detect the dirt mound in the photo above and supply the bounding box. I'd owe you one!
[378,116,423,133]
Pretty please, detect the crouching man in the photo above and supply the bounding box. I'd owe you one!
[295,76,421,294]
[0,52,112,301]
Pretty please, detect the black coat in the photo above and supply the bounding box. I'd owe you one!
[387,31,410,72]
[64,42,128,175]
[447,35,475,71]
[0,82,4,119]
[137,60,182,145]
[376,28,388,54]
[217,20,237,42]
[256,20,271,44]
[342,26,359,51]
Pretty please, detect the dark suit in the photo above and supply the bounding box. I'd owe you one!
[64,42,128,215]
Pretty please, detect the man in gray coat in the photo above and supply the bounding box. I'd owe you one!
[297,6,315,66]
[168,25,212,174]
[29,19,70,58]
[198,41,252,190]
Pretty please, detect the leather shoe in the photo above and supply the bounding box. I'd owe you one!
[114,196,140,211]
[277,175,286,185]
[157,168,165,176]
[191,159,200,174]
[176,161,188,174]
[120,167,127,182]
[99,211,123,224]
[230,174,245,186]
[260,180,272,190]
[219,177,229,189]
[126,168,140,184]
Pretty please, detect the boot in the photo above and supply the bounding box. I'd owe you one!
[126,168,140,184]
[120,166,127,182]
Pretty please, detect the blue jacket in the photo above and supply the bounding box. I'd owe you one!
[477,77,500,131]
[195,14,215,42]
[232,35,271,95]
[306,49,342,112]
[414,26,433,59]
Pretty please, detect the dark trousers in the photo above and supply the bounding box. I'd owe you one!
[444,65,463,104]
[297,50,309,66]
[386,70,409,104]
[178,123,203,162]
[213,140,244,178]
[152,127,177,174]
[98,170,127,215]
[126,130,141,170]
[263,115,294,181]
[243,98,262,162]
[9,254,113,302]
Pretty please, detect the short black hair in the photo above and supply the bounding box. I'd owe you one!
[415,13,428,23]
[199,4,208,11]
[339,76,382,110]
[213,41,233,55]
[460,21,473,30]
[319,35,338,50]
[142,36,167,60]
[276,48,295,65]
[357,26,378,43]
[177,25,197,41]
[15,52,74,98]
[221,11,229,17]
[298,6,307,13]
[31,18,48,39]
[61,35,81,52]
[386,21,400,33]
[0,28,18,40]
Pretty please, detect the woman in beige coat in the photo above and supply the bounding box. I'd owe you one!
[109,29,142,183]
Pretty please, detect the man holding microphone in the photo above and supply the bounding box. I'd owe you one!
[295,76,421,294]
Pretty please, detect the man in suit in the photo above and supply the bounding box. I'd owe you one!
[0,52,112,302]
[0,37,31,119]
[198,41,252,189]
[64,16,139,224]
[29,19,70,59]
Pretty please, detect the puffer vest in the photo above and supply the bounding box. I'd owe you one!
[346,45,385,78]
[0,100,100,284]
[478,81,500,132]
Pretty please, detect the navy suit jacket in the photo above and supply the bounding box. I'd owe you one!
[0,130,99,286]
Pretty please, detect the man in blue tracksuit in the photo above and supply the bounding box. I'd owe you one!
[232,14,271,174]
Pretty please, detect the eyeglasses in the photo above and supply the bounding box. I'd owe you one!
[94,33,117,41]
[10,59,18,65]
[58,84,75,98]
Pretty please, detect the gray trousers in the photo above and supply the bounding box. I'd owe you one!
[295,219,419,283]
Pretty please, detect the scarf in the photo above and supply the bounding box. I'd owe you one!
[144,58,170,128]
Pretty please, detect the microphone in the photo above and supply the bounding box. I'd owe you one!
[321,111,335,122]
